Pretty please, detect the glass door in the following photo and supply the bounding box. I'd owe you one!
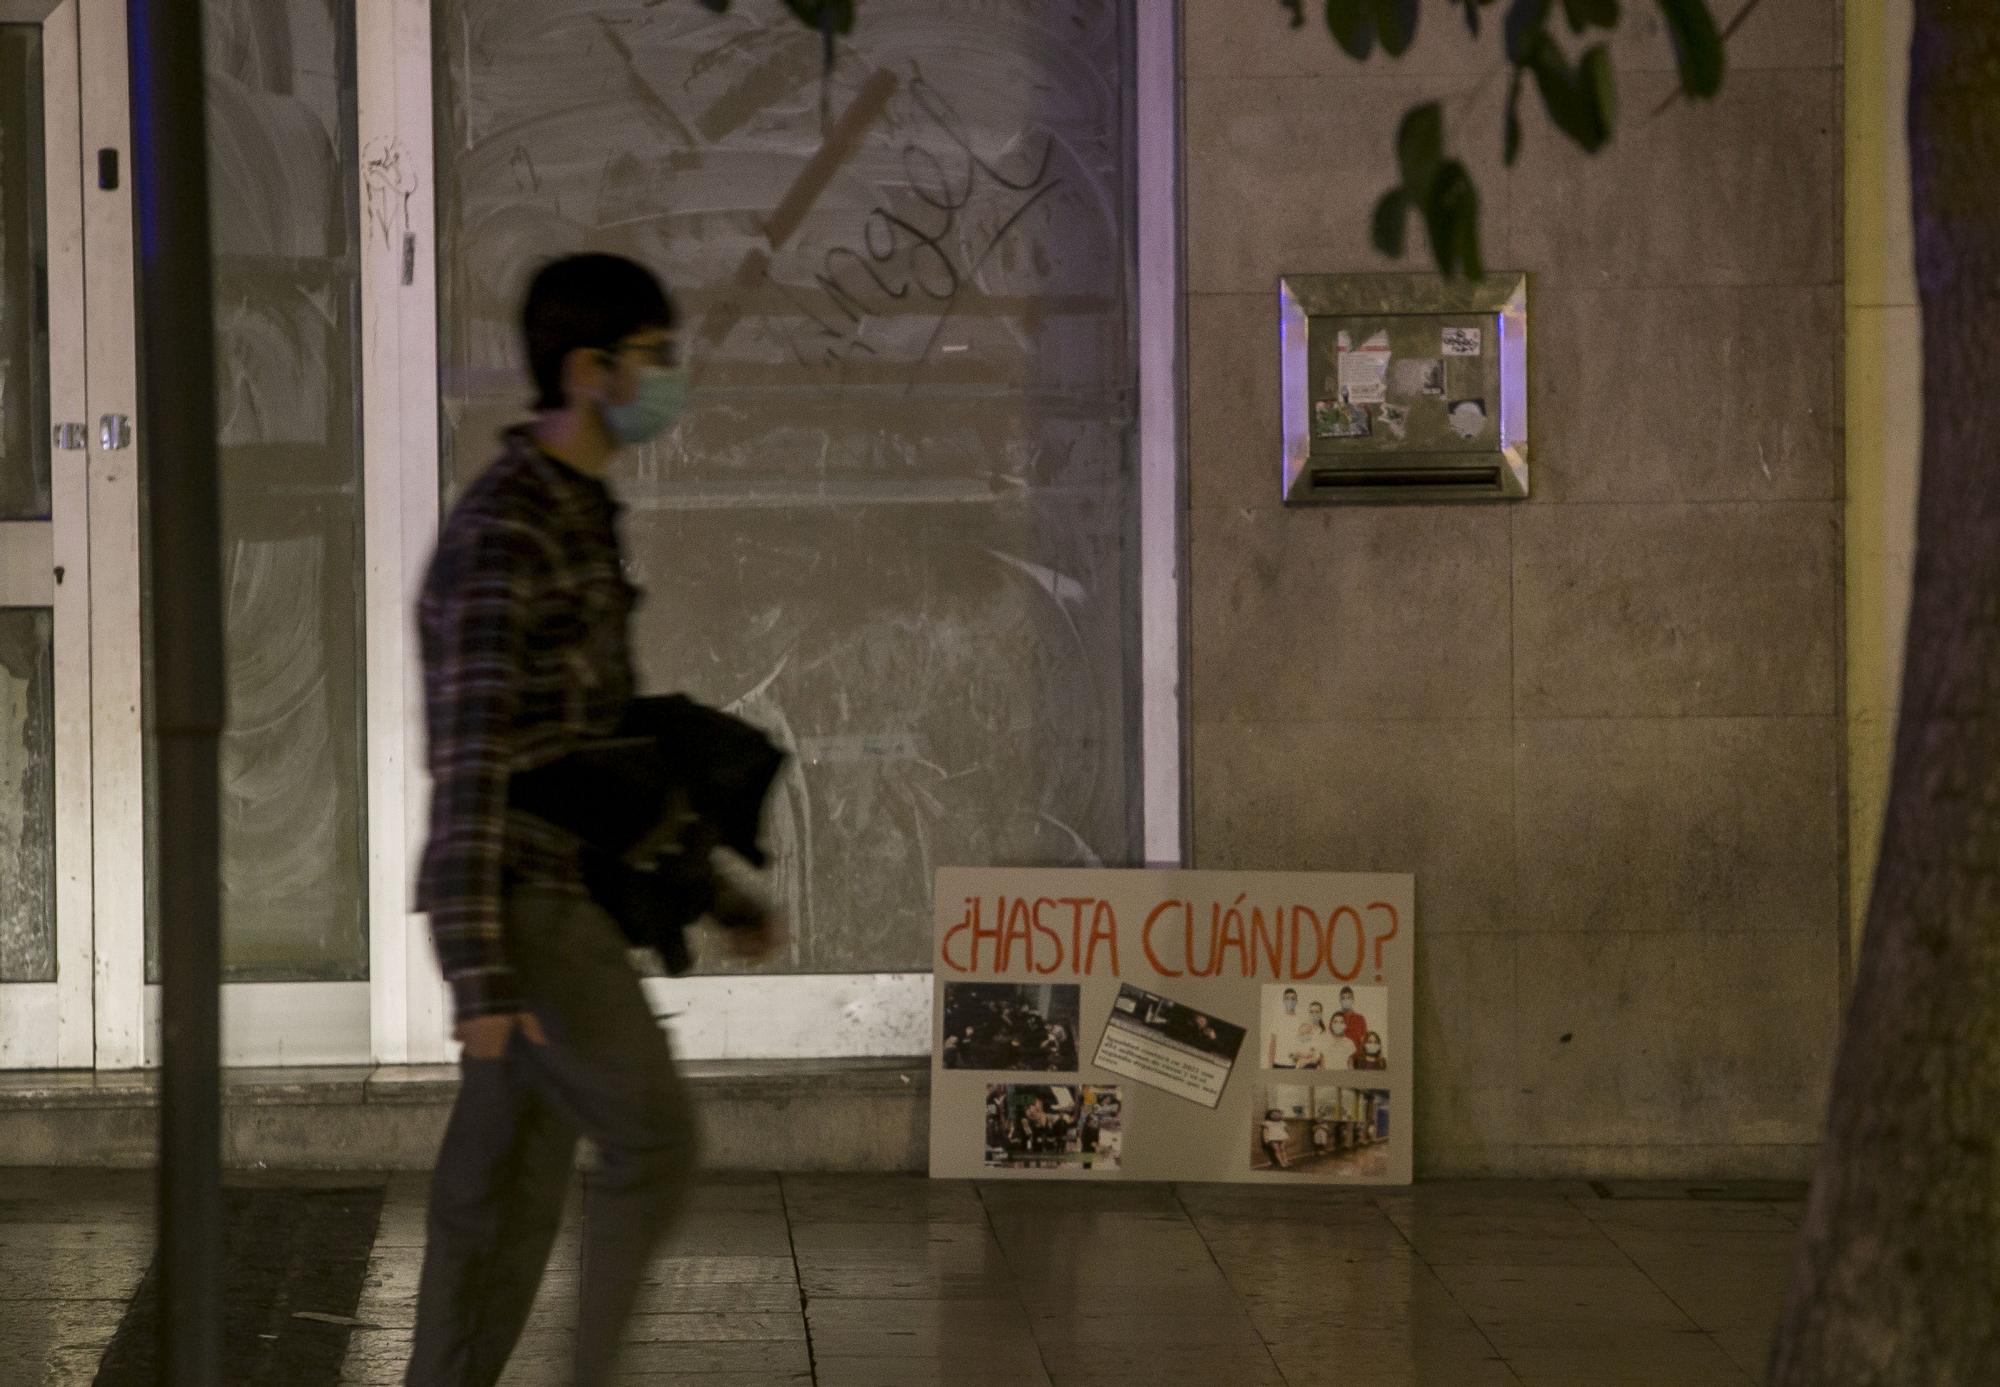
[130,0,377,1068]
[3,0,398,1071]
[0,0,91,1068]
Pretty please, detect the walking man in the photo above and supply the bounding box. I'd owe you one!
[407,254,778,1386]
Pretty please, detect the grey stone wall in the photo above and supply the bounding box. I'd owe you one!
[1181,0,1846,1177]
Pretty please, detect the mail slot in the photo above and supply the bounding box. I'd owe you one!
[1279,272,1530,504]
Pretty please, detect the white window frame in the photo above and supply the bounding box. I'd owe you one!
[80,0,145,1069]
[357,1,1184,1065]
[45,0,1182,1071]
[0,0,92,1070]
[358,0,449,1065]
[71,0,416,1070]
[1136,0,1186,870]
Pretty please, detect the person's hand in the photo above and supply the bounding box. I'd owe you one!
[725,910,787,961]
[454,1011,547,1060]
[711,872,785,961]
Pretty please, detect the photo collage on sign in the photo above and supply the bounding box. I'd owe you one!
[943,982,1125,1174]
[1255,983,1391,1177]
[945,977,1259,1171]
[931,869,1415,1185]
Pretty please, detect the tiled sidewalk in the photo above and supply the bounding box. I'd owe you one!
[1,1169,1799,1385]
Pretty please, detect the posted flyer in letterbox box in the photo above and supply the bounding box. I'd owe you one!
[929,868,1415,1185]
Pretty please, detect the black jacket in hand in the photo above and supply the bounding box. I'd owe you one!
[507,695,786,974]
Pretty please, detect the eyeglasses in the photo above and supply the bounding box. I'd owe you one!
[603,339,682,369]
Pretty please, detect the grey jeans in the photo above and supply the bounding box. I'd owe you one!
[406,889,700,1387]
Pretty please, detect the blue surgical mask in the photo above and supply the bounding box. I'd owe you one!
[601,365,687,444]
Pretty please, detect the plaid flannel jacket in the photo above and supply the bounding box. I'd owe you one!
[415,428,637,1021]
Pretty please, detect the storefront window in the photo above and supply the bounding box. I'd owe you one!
[144,0,369,983]
[0,26,54,984]
[433,0,1139,972]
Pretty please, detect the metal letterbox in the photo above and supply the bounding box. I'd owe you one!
[1280,272,1529,504]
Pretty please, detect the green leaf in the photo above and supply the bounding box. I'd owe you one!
[1525,36,1611,152]
[1580,42,1617,138]
[1439,164,1486,280]
[1372,0,1420,56]
[782,0,856,35]
[1456,206,1485,281]
[1524,41,1583,141]
[1456,0,1505,38]
[1324,0,1375,60]
[1420,185,1452,276]
[1560,0,1620,31]
[1658,0,1725,97]
[1503,68,1526,165]
[1372,188,1410,259]
[1504,0,1553,64]
[1396,102,1445,189]
[1417,162,1483,280]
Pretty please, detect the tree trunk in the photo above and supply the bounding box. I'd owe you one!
[1769,4,2000,1383]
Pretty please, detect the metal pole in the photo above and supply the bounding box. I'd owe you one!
[125,1,225,1382]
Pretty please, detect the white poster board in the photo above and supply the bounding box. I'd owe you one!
[929,868,1414,1185]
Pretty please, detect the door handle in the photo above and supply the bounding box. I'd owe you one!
[99,415,132,451]
[52,423,87,451]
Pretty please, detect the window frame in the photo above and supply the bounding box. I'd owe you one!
[362,0,1183,1065]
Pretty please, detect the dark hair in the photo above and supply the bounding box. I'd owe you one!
[521,253,679,411]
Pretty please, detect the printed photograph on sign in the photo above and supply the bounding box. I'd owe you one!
[1254,1085,1391,1177]
[985,1084,1122,1172]
[1262,984,1389,1072]
[1093,983,1248,1109]
[941,983,1081,1072]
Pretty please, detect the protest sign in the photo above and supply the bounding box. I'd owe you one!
[930,868,1414,1185]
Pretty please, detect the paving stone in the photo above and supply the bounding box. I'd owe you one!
[782,1173,985,1224]
[816,1356,1050,1387]
[797,1254,1015,1300]
[804,1296,1038,1359]
[0,1168,1810,1386]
